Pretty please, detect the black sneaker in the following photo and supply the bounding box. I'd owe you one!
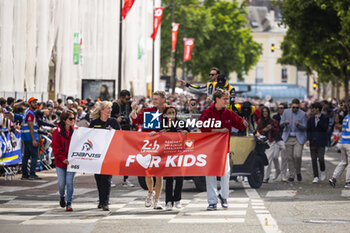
[218,194,228,209]
[97,203,103,209]
[297,174,302,182]
[66,202,73,211]
[102,204,109,211]
[21,175,29,180]
[29,175,42,180]
[288,177,294,182]
[329,178,336,188]
[60,197,66,208]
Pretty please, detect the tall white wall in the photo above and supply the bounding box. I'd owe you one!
[0,0,161,98]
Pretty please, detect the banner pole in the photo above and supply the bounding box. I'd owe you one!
[118,0,123,95]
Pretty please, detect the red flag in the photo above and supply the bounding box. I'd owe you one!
[122,0,135,20]
[172,23,179,51]
[150,7,164,41]
[184,38,194,61]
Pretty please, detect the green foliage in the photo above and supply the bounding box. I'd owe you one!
[277,0,350,100]
[160,0,262,82]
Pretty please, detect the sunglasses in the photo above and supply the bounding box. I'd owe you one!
[279,107,285,109]
[292,107,299,109]
[125,98,131,101]
[209,73,217,76]
[68,117,75,121]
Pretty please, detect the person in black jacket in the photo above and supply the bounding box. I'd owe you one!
[306,102,329,183]
[89,101,120,211]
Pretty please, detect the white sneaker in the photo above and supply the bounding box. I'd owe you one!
[122,179,135,187]
[312,177,319,183]
[153,199,163,210]
[166,202,173,211]
[110,180,116,187]
[243,176,248,182]
[320,171,326,181]
[145,191,154,207]
[175,201,182,209]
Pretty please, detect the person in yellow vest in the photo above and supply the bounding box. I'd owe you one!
[231,101,257,136]
[180,69,236,109]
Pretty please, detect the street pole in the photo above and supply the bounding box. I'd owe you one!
[170,0,176,94]
[152,0,155,93]
[117,0,123,95]
[182,12,186,82]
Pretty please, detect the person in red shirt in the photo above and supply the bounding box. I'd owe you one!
[130,90,166,210]
[198,89,248,211]
[52,110,76,211]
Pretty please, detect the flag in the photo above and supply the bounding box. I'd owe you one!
[184,38,194,61]
[172,23,179,51]
[150,7,164,41]
[122,0,135,20]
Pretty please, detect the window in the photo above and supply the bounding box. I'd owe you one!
[255,67,263,84]
[281,67,288,83]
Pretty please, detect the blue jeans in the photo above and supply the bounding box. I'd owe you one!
[22,141,39,177]
[206,154,230,205]
[56,167,76,203]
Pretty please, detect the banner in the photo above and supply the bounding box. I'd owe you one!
[73,33,80,65]
[0,132,22,166]
[68,128,229,176]
[172,23,179,51]
[150,7,164,41]
[121,0,135,20]
[184,38,194,61]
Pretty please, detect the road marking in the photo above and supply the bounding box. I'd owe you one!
[193,197,249,203]
[104,214,176,220]
[185,203,248,208]
[341,190,350,197]
[183,210,246,216]
[121,190,147,197]
[0,195,16,201]
[243,183,281,233]
[254,210,270,214]
[252,206,266,209]
[0,208,47,212]
[266,190,297,198]
[0,215,36,221]
[169,218,245,224]
[21,219,98,225]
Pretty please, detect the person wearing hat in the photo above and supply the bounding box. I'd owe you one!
[21,97,41,180]
[180,67,236,109]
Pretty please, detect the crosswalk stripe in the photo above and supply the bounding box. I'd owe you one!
[121,190,147,197]
[21,219,98,225]
[183,210,246,216]
[0,215,36,221]
[168,218,245,224]
[103,214,176,220]
[0,208,47,212]
[193,197,249,203]
[185,203,248,208]
[265,190,297,198]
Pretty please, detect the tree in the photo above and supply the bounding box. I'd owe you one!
[160,0,262,82]
[277,0,350,101]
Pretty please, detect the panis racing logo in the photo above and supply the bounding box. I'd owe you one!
[71,139,101,159]
[82,139,93,151]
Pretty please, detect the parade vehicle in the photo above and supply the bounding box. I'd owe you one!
[138,134,269,191]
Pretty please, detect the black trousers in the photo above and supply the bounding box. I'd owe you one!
[165,177,183,204]
[310,146,326,178]
[94,174,112,205]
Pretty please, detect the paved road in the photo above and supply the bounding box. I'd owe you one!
[1,147,350,233]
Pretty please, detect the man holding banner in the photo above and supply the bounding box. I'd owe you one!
[130,90,166,210]
[199,89,248,210]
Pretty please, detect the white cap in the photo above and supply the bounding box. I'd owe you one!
[67,99,74,105]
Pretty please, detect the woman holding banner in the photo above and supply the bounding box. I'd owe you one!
[89,101,120,211]
[52,110,76,211]
[159,106,189,211]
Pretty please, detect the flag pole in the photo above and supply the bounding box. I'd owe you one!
[118,0,123,95]
[152,0,155,93]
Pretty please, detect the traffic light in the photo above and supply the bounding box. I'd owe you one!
[271,43,275,52]
[313,82,317,90]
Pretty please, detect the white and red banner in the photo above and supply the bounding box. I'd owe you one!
[67,128,228,176]
[150,7,164,41]
[121,0,135,20]
[172,23,179,51]
[184,38,194,61]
